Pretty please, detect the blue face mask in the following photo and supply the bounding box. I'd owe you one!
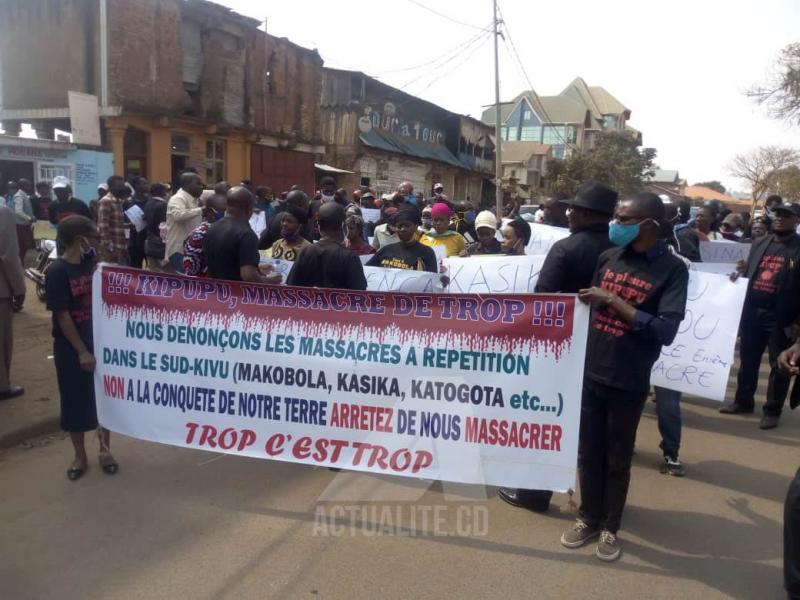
[608,221,641,247]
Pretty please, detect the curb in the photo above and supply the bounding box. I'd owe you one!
[0,416,61,450]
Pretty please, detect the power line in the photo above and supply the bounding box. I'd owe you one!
[495,2,576,152]
[377,24,493,74]
[404,0,486,30]
[409,30,493,96]
[399,27,493,90]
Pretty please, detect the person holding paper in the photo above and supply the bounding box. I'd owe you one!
[165,172,205,271]
[560,192,688,562]
[722,202,800,429]
[125,176,150,268]
[498,181,617,512]
[419,203,466,257]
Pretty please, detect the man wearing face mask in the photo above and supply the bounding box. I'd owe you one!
[722,202,800,429]
[560,192,688,562]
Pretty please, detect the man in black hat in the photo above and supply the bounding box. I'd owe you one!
[497,181,618,512]
[722,202,800,429]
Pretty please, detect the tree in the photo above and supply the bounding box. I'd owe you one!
[748,43,800,125]
[728,146,799,211]
[693,180,726,194]
[546,131,656,196]
[768,165,800,202]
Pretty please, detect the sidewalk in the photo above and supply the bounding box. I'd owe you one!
[0,278,61,449]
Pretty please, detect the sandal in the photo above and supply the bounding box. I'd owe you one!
[98,452,119,475]
[67,467,84,481]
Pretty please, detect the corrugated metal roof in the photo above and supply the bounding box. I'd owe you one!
[646,169,681,183]
[480,103,514,126]
[359,128,464,169]
[589,86,628,115]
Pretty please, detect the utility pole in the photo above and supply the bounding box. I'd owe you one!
[492,0,503,218]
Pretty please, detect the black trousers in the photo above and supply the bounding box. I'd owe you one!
[578,379,647,533]
[734,307,793,416]
[786,467,800,598]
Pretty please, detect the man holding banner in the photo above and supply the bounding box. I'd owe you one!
[561,193,688,562]
[498,181,617,513]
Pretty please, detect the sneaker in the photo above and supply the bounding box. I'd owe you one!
[596,530,621,562]
[759,415,779,430]
[660,455,686,477]
[560,519,599,548]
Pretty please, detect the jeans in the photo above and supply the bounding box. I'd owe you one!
[578,379,647,533]
[786,467,800,598]
[654,386,682,457]
[734,306,793,416]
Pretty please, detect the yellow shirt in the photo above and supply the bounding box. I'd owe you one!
[419,230,466,257]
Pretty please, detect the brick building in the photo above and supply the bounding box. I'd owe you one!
[0,0,324,191]
[320,69,495,205]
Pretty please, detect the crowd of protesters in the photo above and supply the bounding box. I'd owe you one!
[4,169,800,586]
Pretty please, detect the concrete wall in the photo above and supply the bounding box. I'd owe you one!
[0,0,99,109]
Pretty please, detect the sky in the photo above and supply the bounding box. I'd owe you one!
[221,0,799,194]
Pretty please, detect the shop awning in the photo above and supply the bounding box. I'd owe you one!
[314,163,354,174]
[359,128,465,169]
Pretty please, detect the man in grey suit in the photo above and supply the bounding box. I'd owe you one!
[0,203,26,400]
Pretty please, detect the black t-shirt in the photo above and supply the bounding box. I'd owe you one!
[586,245,688,393]
[143,198,167,258]
[749,240,795,309]
[49,198,92,224]
[535,224,613,293]
[203,217,260,281]
[286,240,367,290]
[45,258,94,346]
[467,239,503,255]
[366,240,437,272]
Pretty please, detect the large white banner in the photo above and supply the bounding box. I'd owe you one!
[699,241,750,264]
[446,255,546,294]
[650,271,747,401]
[94,265,590,490]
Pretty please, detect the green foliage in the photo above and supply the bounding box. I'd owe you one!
[694,181,726,194]
[546,131,656,196]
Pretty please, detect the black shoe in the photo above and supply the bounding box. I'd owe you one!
[659,455,686,477]
[719,402,753,415]
[0,385,24,401]
[497,487,552,512]
[497,487,526,508]
[759,415,779,430]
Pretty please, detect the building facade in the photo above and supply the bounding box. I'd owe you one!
[0,0,324,191]
[482,77,636,159]
[320,69,494,205]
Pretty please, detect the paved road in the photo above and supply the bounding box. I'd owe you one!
[0,393,794,599]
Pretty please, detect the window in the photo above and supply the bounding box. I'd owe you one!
[603,115,618,129]
[520,126,541,141]
[206,139,225,183]
[541,126,567,146]
[360,177,370,187]
[523,109,532,120]
[39,164,72,184]
[171,134,191,155]
[551,146,565,159]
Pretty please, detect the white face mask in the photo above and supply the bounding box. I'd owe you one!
[321,193,335,203]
